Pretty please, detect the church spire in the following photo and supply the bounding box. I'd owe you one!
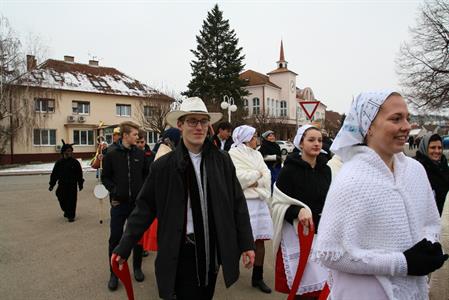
[277,40,288,69]
[280,40,285,62]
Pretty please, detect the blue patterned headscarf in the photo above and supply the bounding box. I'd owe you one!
[330,90,396,161]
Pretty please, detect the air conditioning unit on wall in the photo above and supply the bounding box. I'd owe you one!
[78,116,86,123]
[67,115,75,122]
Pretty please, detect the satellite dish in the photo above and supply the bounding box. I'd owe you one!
[94,184,109,199]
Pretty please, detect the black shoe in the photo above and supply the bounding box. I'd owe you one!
[142,251,149,257]
[68,218,75,222]
[108,273,118,291]
[134,268,145,282]
[252,279,272,294]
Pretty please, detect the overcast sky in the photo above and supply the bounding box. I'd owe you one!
[2,0,424,113]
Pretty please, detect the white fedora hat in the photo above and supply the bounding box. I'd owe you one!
[165,97,223,128]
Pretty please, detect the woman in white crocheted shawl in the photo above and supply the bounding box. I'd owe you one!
[228,125,274,294]
[315,90,448,300]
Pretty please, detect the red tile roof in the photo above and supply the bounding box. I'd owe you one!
[239,70,281,89]
[14,59,170,99]
[267,67,298,75]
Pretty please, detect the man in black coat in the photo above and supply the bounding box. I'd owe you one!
[211,121,234,151]
[101,121,149,291]
[112,97,255,300]
[49,140,84,222]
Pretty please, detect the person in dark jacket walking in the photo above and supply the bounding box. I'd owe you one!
[212,121,234,151]
[259,130,282,190]
[415,133,449,215]
[112,97,255,300]
[101,121,149,291]
[49,140,84,222]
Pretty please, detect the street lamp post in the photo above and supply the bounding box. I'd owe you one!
[220,95,237,123]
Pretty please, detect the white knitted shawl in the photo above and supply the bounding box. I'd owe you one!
[314,146,441,300]
[228,145,271,202]
[271,184,311,255]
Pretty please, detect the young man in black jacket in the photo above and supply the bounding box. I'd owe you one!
[101,121,149,291]
[212,121,233,151]
[112,97,255,300]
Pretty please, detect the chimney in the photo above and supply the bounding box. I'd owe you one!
[88,60,99,66]
[26,55,37,71]
[64,55,75,63]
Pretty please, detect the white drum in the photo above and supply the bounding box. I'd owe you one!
[94,184,109,199]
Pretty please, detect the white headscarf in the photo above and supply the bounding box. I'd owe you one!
[293,124,314,150]
[330,89,396,161]
[231,125,256,148]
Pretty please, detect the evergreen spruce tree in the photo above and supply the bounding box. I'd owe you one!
[184,4,248,117]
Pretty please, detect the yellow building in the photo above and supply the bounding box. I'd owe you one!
[2,55,173,164]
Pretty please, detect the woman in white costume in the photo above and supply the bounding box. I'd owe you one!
[228,125,273,293]
[315,90,448,300]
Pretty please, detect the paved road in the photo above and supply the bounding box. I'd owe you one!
[0,173,280,300]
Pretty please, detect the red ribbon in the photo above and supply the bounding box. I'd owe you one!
[111,253,135,300]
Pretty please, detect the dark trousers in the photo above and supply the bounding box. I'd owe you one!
[173,242,218,300]
[56,184,77,219]
[108,201,143,272]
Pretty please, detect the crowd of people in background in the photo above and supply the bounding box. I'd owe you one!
[48,92,449,300]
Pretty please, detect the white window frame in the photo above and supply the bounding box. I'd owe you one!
[73,129,94,146]
[33,129,56,146]
[243,99,248,113]
[116,104,131,117]
[72,101,90,115]
[35,98,55,113]
[280,100,288,117]
[146,131,159,144]
[252,97,260,115]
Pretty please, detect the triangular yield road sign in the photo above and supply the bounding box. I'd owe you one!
[299,101,320,120]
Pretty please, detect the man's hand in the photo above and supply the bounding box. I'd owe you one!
[48,186,54,191]
[111,253,126,271]
[241,250,255,269]
[298,208,314,234]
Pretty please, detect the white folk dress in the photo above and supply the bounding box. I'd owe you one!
[229,145,273,241]
[314,146,441,300]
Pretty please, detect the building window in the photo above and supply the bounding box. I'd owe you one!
[243,99,248,112]
[146,131,159,144]
[252,97,260,115]
[280,101,287,117]
[72,101,90,115]
[271,99,275,116]
[73,129,94,145]
[89,77,110,89]
[116,104,131,117]
[144,106,157,117]
[33,129,56,145]
[35,98,55,113]
[266,97,270,115]
[276,100,280,117]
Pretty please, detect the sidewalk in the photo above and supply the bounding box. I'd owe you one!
[0,159,95,176]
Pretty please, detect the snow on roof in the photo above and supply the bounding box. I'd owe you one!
[14,59,160,98]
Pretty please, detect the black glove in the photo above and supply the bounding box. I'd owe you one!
[403,239,449,276]
[49,186,54,191]
[79,185,83,191]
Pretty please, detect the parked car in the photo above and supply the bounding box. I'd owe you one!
[276,140,295,155]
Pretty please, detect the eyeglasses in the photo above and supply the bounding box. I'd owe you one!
[185,118,210,128]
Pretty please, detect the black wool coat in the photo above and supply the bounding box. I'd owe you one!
[415,151,449,215]
[277,153,331,230]
[114,139,255,299]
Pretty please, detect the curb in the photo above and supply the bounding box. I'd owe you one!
[0,168,96,177]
